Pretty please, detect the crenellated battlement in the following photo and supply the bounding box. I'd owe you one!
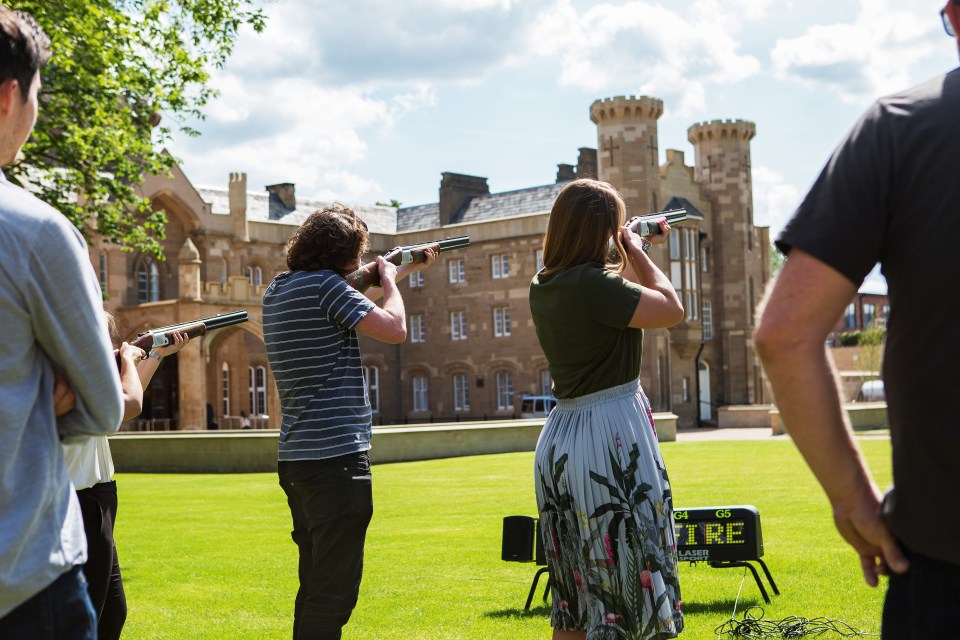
[590,95,664,124]
[687,119,756,145]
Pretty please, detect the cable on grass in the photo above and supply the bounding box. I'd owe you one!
[714,606,876,639]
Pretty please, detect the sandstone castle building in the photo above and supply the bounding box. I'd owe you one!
[92,95,771,431]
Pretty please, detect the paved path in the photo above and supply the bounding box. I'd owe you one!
[675,426,889,442]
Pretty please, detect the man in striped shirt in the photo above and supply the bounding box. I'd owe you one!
[263,204,435,640]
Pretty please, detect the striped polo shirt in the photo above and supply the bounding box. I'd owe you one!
[262,269,375,462]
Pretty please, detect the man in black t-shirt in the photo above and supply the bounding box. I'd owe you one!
[755,2,960,636]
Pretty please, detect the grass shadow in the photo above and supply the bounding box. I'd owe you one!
[681,597,763,615]
[484,604,552,619]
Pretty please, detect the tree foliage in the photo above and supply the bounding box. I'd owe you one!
[9,0,265,256]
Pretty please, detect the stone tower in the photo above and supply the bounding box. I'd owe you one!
[590,96,673,409]
[590,96,664,214]
[687,119,766,405]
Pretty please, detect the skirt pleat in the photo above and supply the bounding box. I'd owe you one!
[534,379,683,639]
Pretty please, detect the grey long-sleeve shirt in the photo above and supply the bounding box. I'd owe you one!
[0,172,123,617]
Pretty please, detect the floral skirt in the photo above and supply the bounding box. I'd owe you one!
[534,379,683,639]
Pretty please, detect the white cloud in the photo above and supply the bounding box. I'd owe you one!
[771,0,939,102]
[751,165,801,239]
[530,0,762,116]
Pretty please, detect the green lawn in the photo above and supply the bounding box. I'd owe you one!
[114,438,892,639]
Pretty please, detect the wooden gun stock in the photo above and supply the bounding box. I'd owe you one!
[346,236,470,292]
[130,311,249,351]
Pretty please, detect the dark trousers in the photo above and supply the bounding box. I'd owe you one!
[77,481,127,640]
[0,566,96,640]
[882,546,960,639]
[278,452,373,640]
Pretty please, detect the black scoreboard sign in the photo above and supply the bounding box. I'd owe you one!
[673,505,764,563]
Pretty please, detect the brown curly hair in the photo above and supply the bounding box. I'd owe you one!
[285,203,369,276]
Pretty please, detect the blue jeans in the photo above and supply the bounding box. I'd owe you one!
[278,452,374,640]
[882,546,960,638]
[0,566,96,640]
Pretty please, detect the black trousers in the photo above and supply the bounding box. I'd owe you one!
[77,481,127,640]
[278,452,374,640]
[882,545,960,639]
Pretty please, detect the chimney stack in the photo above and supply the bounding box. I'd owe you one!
[266,182,296,220]
[229,172,248,242]
[439,172,489,226]
[556,164,576,183]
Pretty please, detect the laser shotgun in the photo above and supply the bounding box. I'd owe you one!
[626,208,688,237]
[130,311,249,350]
[346,236,470,292]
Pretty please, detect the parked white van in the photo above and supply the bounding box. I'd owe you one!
[520,395,557,419]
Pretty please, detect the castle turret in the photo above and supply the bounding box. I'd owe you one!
[687,119,762,404]
[590,95,663,213]
[177,237,202,302]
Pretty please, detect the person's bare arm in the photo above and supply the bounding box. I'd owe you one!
[117,342,146,420]
[754,249,908,585]
[620,222,684,329]
[356,256,407,344]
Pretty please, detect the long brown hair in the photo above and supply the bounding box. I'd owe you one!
[540,179,627,275]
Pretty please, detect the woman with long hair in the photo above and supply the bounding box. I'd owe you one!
[529,179,684,639]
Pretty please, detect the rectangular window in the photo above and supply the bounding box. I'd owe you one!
[451,311,467,341]
[449,259,465,283]
[844,303,856,329]
[540,369,552,397]
[413,376,429,412]
[255,366,267,416]
[220,364,230,417]
[702,301,713,341]
[496,371,514,410]
[363,366,379,413]
[491,254,510,279]
[682,377,690,402]
[535,250,544,272]
[863,303,876,328]
[453,374,470,411]
[410,314,426,343]
[669,231,680,260]
[493,307,511,337]
[409,271,424,289]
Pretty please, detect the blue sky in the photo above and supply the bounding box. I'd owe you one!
[168,0,957,246]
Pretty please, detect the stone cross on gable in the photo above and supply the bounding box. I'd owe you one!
[601,135,620,167]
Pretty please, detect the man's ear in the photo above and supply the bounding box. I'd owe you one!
[0,79,20,116]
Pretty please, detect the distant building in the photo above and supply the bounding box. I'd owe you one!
[830,283,890,346]
[92,95,771,430]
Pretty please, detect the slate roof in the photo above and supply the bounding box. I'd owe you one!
[397,182,568,232]
[663,196,706,220]
[195,187,399,235]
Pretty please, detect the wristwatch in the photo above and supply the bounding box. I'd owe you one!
[148,350,163,363]
[641,240,651,254]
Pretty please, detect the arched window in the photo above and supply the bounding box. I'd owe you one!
[245,265,263,286]
[137,259,160,303]
[495,371,514,410]
[412,374,429,412]
[249,365,267,416]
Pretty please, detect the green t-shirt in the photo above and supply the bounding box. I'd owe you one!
[529,262,643,399]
